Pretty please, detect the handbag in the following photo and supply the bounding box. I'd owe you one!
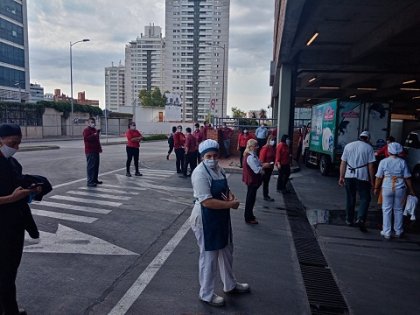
[403,195,418,221]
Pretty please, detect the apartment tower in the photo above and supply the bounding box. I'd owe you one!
[124,25,165,109]
[0,0,30,102]
[105,62,125,112]
[165,0,230,122]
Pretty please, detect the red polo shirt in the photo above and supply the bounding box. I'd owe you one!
[126,129,142,148]
[185,133,198,153]
[83,127,102,154]
[275,142,290,165]
[174,131,186,149]
[259,145,275,163]
[238,133,255,148]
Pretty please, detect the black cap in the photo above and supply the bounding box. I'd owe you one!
[0,123,22,137]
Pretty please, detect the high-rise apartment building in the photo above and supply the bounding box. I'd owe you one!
[124,25,165,110]
[165,0,230,122]
[0,0,30,102]
[105,62,125,112]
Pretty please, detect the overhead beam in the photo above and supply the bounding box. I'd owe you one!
[351,1,420,61]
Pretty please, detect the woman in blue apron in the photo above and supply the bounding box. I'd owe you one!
[190,139,250,307]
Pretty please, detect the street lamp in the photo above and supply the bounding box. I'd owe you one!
[70,38,90,136]
[206,42,226,120]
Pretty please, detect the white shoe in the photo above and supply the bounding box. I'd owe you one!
[225,282,250,294]
[380,231,390,240]
[201,294,225,307]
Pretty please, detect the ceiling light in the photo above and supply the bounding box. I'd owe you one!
[306,98,311,102]
[402,79,416,85]
[349,95,357,99]
[319,86,340,90]
[412,96,420,99]
[400,87,420,91]
[357,87,377,91]
[308,77,317,83]
[306,32,319,46]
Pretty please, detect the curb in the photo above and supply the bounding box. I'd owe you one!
[20,145,60,152]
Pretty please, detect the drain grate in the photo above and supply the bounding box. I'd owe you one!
[284,186,349,315]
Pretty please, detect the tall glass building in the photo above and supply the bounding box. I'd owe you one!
[0,0,29,102]
[165,0,230,122]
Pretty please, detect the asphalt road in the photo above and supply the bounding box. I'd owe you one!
[16,140,195,314]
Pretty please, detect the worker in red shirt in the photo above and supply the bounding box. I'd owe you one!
[83,117,102,187]
[259,135,276,201]
[181,127,198,178]
[221,123,233,158]
[174,125,186,173]
[193,123,203,164]
[203,121,209,140]
[237,129,255,168]
[125,122,143,177]
[275,134,291,193]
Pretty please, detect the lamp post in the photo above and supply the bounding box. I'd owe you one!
[70,38,90,136]
[206,42,226,120]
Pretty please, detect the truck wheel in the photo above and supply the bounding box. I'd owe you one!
[320,155,331,176]
[413,165,420,182]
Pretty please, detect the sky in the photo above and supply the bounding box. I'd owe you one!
[27,0,274,115]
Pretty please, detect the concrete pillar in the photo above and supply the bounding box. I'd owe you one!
[276,64,293,139]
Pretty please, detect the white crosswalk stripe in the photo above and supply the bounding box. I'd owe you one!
[67,190,132,200]
[79,187,139,195]
[50,195,122,207]
[31,168,181,226]
[31,209,97,223]
[33,200,111,214]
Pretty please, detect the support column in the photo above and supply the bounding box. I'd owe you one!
[276,64,293,139]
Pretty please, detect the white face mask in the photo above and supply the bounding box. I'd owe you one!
[0,144,17,158]
[286,139,291,146]
[89,123,96,128]
[270,140,275,146]
[203,159,218,169]
[130,125,136,130]
[244,130,248,134]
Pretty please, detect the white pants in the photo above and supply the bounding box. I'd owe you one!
[191,225,236,301]
[382,188,405,237]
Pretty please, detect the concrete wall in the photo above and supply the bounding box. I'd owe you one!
[21,108,99,139]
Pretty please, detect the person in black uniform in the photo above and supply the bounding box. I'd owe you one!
[0,123,42,315]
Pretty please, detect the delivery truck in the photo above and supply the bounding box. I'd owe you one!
[303,99,390,175]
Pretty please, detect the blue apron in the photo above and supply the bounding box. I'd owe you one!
[201,164,232,251]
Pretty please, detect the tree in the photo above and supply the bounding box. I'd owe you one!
[139,88,167,107]
[231,107,246,118]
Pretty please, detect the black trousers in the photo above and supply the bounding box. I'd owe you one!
[175,148,185,173]
[257,138,266,156]
[126,146,139,173]
[0,227,24,315]
[262,168,273,198]
[277,164,291,191]
[86,153,100,185]
[167,143,174,155]
[183,151,198,176]
[245,185,260,221]
[239,147,246,167]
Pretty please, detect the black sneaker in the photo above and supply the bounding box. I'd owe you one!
[95,180,103,184]
[126,172,132,177]
[135,172,143,176]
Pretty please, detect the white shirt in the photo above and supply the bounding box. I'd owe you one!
[376,157,411,190]
[189,162,226,228]
[246,152,263,174]
[255,126,268,139]
[341,140,375,181]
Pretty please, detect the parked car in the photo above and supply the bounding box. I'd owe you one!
[404,130,420,181]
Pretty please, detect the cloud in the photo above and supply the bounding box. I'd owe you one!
[27,0,274,111]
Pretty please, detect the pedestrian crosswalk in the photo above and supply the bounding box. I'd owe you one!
[31,168,180,225]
